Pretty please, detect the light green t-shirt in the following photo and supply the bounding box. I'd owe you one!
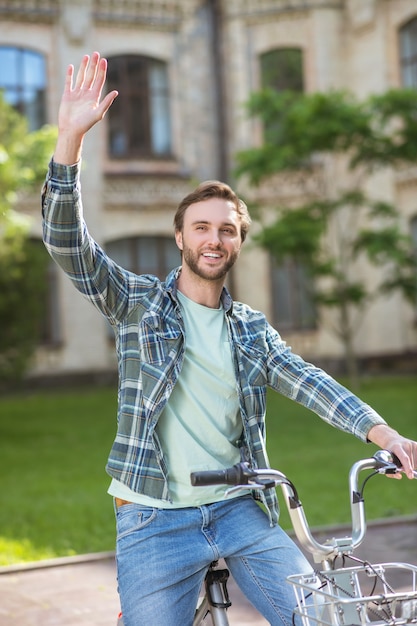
[108,290,243,507]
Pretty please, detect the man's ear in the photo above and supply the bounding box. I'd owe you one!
[175,230,183,251]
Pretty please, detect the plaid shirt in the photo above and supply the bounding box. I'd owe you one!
[42,160,386,524]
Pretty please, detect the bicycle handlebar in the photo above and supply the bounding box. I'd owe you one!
[190,464,257,487]
[190,450,411,566]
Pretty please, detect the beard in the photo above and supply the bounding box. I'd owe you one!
[182,243,239,282]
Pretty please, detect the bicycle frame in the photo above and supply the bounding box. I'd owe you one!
[193,561,231,626]
[189,450,416,625]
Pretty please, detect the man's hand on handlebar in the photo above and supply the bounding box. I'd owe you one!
[367,424,417,480]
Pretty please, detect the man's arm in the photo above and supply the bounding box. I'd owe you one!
[53,52,118,165]
[42,52,131,322]
[265,324,417,480]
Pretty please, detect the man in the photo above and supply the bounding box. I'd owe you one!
[42,52,417,626]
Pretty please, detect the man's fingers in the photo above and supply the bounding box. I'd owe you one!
[98,90,118,119]
[391,444,417,479]
[84,52,101,90]
[71,53,108,101]
[92,57,109,100]
[64,64,74,93]
[74,54,90,90]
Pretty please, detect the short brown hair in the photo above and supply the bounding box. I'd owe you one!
[173,180,251,242]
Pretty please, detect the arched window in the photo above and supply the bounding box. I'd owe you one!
[260,47,304,92]
[260,47,304,143]
[0,47,47,130]
[399,17,417,88]
[106,55,172,159]
[106,236,180,279]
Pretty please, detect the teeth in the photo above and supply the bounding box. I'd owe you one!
[203,253,220,258]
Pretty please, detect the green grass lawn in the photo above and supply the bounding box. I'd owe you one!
[0,387,117,565]
[0,376,416,565]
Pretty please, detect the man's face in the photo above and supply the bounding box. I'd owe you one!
[175,198,243,282]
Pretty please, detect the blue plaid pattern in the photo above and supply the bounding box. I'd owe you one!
[42,160,386,524]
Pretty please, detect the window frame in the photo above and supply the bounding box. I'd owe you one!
[106,54,172,160]
[270,256,317,332]
[399,17,417,88]
[0,46,47,130]
[105,235,180,280]
[259,47,315,332]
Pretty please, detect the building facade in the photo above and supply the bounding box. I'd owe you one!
[2,0,417,380]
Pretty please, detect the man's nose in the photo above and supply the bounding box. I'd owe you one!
[208,229,221,245]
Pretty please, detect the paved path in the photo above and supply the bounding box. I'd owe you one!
[0,517,416,625]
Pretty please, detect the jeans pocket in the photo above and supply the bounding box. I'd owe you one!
[116,504,158,540]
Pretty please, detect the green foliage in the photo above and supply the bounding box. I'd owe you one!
[236,88,417,180]
[236,88,417,385]
[0,92,57,383]
[0,223,49,383]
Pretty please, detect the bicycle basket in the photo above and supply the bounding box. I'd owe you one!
[287,562,417,626]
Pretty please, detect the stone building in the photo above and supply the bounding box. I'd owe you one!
[1,0,417,381]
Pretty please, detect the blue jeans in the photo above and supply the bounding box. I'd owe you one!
[115,495,313,626]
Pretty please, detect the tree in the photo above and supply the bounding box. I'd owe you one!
[0,93,57,384]
[236,89,417,388]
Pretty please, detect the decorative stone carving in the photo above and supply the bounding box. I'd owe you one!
[103,176,193,210]
[224,0,343,19]
[92,0,200,29]
[60,0,92,44]
[346,0,376,30]
[0,0,58,22]
[244,168,325,204]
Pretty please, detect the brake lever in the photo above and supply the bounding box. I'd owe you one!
[225,485,255,497]
[374,450,417,478]
[225,479,272,497]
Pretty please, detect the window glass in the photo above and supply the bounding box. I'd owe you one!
[411,216,417,309]
[260,48,304,92]
[400,17,417,88]
[150,61,172,155]
[271,257,316,331]
[106,236,180,279]
[0,47,46,130]
[260,48,314,331]
[41,256,61,345]
[260,47,303,143]
[26,239,61,347]
[107,55,172,159]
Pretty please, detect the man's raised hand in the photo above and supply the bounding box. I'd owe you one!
[54,52,118,165]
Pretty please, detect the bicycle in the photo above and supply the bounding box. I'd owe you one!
[189,449,417,625]
[117,450,417,625]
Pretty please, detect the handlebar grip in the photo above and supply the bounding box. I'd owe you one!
[190,463,253,487]
[390,451,417,478]
[390,452,403,468]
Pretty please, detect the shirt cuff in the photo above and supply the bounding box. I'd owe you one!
[48,157,81,185]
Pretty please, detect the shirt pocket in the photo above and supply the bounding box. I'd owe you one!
[235,341,267,388]
[139,312,182,366]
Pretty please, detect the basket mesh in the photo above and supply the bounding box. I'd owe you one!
[287,562,417,626]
